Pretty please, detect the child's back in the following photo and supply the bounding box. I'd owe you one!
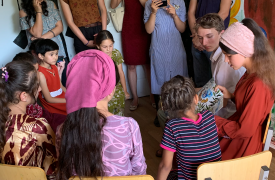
[161,110,221,179]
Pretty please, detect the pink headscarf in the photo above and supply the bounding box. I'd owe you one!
[220,22,255,58]
[66,50,116,114]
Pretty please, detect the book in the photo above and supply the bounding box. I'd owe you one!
[196,78,223,114]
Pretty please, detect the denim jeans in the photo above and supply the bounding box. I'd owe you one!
[192,45,212,87]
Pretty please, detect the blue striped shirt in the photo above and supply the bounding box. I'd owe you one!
[161,110,222,179]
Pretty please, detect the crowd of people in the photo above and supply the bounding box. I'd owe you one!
[0,0,275,180]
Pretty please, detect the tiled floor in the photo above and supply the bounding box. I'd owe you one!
[124,96,275,179]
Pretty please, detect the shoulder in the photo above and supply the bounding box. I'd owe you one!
[200,110,214,121]
[19,9,27,18]
[145,0,152,7]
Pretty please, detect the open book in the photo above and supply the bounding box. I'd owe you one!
[195,78,223,114]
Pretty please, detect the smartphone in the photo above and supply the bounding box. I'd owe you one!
[56,56,64,64]
[159,1,167,7]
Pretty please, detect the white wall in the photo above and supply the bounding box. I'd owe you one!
[0,0,150,97]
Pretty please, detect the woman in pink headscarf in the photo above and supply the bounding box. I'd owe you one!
[55,50,147,179]
[214,18,275,160]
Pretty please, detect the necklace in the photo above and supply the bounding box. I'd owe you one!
[46,69,55,77]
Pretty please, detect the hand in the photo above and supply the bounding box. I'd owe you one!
[85,40,96,48]
[215,85,233,99]
[191,35,205,51]
[166,1,176,17]
[31,36,38,41]
[57,59,65,73]
[33,0,42,13]
[151,0,162,14]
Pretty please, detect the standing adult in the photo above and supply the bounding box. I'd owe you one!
[59,0,107,54]
[188,0,231,87]
[111,0,152,110]
[20,0,66,58]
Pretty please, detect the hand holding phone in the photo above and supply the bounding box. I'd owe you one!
[159,1,167,7]
[56,56,64,64]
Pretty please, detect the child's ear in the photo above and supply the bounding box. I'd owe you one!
[38,53,44,60]
[194,94,199,105]
[19,91,28,102]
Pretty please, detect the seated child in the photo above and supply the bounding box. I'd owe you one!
[35,39,66,115]
[12,52,66,133]
[1,61,57,179]
[157,76,221,180]
[195,13,246,118]
[95,30,130,116]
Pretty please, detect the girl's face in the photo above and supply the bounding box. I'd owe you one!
[39,50,59,66]
[222,51,246,70]
[97,39,114,57]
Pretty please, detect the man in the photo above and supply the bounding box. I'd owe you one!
[195,13,246,118]
[188,0,231,87]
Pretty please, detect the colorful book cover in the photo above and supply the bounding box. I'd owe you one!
[196,78,223,114]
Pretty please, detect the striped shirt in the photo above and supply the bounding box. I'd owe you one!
[161,110,221,180]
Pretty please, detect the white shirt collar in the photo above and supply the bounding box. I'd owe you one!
[210,47,223,63]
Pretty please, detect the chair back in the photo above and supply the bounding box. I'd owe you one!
[69,175,154,180]
[0,164,47,180]
[197,151,272,180]
[262,111,272,144]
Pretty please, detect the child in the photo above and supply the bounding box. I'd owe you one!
[195,13,246,118]
[95,30,130,116]
[0,61,57,179]
[157,76,221,180]
[35,39,66,115]
[12,52,66,133]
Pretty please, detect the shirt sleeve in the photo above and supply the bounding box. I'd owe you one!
[129,118,147,175]
[160,122,176,152]
[174,0,186,22]
[143,0,152,24]
[19,16,33,30]
[215,80,273,139]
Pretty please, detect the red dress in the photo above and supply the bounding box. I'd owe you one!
[121,0,150,65]
[38,65,67,115]
[215,72,274,160]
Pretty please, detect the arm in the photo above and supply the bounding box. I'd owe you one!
[139,0,148,7]
[110,0,122,9]
[156,150,174,180]
[59,0,95,47]
[166,0,186,33]
[218,0,231,20]
[98,0,107,30]
[144,0,162,34]
[61,81,66,93]
[40,3,63,39]
[39,72,66,103]
[117,64,128,94]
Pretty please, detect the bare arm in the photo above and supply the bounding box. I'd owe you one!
[187,0,197,36]
[110,0,122,9]
[145,0,162,34]
[218,0,231,20]
[98,0,107,30]
[156,150,174,180]
[59,0,94,47]
[39,72,66,103]
[41,3,63,39]
[139,0,148,7]
[167,0,186,33]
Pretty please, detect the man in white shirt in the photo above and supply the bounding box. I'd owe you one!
[195,13,246,118]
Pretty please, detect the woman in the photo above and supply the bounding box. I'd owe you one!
[95,30,130,116]
[59,0,107,54]
[20,0,66,57]
[215,18,275,160]
[56,50,146,179]
[111,0,153,111]
[0,61,57,179]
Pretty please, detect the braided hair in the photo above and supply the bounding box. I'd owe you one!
[161,76,196,119]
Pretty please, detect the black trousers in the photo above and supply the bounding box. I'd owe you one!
[73,25,102,54]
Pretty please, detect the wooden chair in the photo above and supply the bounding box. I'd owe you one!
[262,111,274,151]
[197,151,272,180]
[0,164,47,180]
[69,175,154,180]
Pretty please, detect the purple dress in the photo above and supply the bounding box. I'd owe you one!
[55,115,147,176]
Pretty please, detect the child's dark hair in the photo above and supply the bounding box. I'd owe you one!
[95,30,114,46]
[12,52,37,65]
[0,61,39,159]
[35,39,59,56]
[161,76,196,119]
[29,38,43,53]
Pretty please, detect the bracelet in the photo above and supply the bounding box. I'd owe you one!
[49,30,55,37]
[151,12,157,15]
[36,12,42,14]
[85,40,89,46]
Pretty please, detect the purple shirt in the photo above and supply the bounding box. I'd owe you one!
[195,0,230,28]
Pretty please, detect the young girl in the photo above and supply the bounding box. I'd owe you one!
[36,39,67,115]
[215,19,275,160]
[157,76,221,180]
[0,61,57,179]
[56,50,146,179]
[95,30,130,116]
